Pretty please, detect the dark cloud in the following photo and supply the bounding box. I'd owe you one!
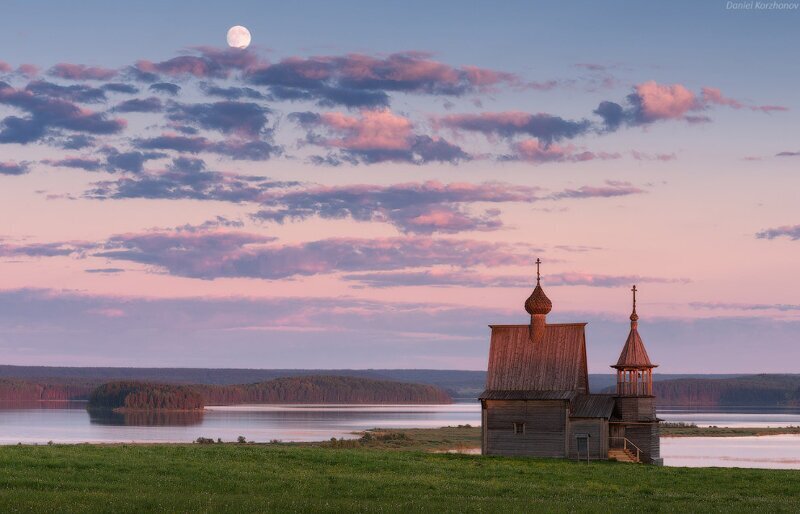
[0,82,126,144]
[247,52,519,107]
[86,157,292,201]
[498,139,621,164]
[342,271,688,288]
[148,82,181,95]
[165,101,271,137]
[776,151,800,157]
[133,134,280,160]
[59,134,96,150]
[593,101,626,131]
[437,112,591,144]
[133,47,261,79]
[112,97,163,113]
[101,83,139,94]
[254,181,537,233]
[200,83,265,100]
[134,134,209,153]
[172,216,244,232]
[344,270,526,288]
[548,181,645,200]
[756,225,800,241]
[95,231,531,280]
[0,161,30,175]
[0,240,95,257]
[0,116,46,144]
[44,148,164,173]
[101,147,166,173]
[267,83,389,108]
[84,268,125,274]
[25,80,107,104]
[43,157,102,171]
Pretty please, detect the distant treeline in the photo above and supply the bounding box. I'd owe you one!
[0,379,95,402]
[0,366,487,398]
[195,376,453,405]
[0,365,757,399]
[84,375,452,411]
[653,374,800,406]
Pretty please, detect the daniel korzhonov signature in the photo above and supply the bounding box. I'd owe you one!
[726,1,799,9]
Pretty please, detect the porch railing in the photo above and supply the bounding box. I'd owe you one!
[609,437,644,463]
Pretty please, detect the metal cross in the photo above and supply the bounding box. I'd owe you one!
[631,285,637,311]
[535,258,541,283]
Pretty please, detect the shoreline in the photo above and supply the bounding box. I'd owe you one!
[5,425,800,447]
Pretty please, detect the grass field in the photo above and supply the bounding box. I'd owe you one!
[0,441,798,513]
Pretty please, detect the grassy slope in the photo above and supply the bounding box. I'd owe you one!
[0,444,798,513]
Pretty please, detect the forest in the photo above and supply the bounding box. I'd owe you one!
[5,370,800,407]
[85,375,452,411]
[652,374,800,406]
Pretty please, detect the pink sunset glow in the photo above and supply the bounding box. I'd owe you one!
[0,13,797,373]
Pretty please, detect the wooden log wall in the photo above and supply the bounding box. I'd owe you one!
[484,399,569,457]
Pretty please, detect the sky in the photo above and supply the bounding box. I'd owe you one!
[1,0,799,373]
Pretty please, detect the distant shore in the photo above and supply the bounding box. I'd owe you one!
[660,423,800,438]
[335,425,800,452]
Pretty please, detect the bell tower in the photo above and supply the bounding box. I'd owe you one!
[612,285,656,396]
[610,285,662,464]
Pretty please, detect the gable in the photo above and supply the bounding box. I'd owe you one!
[485,323,589,393]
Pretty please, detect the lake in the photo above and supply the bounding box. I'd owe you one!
[2,402,799,469]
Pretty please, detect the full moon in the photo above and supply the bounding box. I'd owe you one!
[227,25,251,49]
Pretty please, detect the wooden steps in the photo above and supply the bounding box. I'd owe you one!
[608,448,639,463]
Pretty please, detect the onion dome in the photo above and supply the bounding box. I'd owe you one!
[525,283,552,315]
[524,259,552,315]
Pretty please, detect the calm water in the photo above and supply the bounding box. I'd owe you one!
[2,402,800,469]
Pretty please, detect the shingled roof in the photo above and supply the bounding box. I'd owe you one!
[483,323,589,393]
[570,394,616,418]
[613,325,654,368]
[612,285,657,369]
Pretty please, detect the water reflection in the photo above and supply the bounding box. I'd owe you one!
[1,402,799,469]
[88,409,205,426]
[659,406,800,428]
[0,403,478,445]
[662,435,800,469]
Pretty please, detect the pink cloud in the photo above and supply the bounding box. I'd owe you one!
[95,230,534,279]
[631,150,677,162]
[17,64,39,78]
[87,308,126,318]
[461,66,519,88]
[549,180,645,200]
[512,138,621,164]
[49,63,118,81]
[0,61,11,73]
[702,87,788,113]
[635,81,698,121]
[319,109,413,151]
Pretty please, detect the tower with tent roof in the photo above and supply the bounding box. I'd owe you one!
[479,260,661,464]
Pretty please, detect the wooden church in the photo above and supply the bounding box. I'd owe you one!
[479,260,662,464]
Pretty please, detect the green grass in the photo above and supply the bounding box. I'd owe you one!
[314,425,481,451]
[0,443,798,513]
